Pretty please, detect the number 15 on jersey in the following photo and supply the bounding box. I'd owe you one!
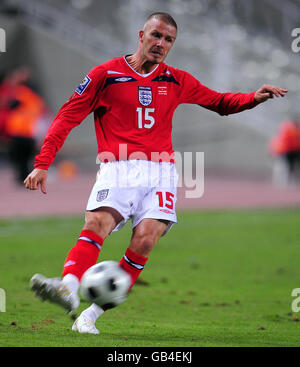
[136,107,155,129]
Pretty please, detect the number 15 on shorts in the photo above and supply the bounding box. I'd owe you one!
[156,191,175,213]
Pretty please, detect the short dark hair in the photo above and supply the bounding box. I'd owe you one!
[146,12,177,30]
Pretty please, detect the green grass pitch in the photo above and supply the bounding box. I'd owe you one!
[0,208,300,347]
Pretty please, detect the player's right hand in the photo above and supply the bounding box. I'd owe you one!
[24,168,48,194]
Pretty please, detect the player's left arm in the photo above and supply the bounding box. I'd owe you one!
[217,84,288,115]
[218,84,288,115]
[178,70,288,115]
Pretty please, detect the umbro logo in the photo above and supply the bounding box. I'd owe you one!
[64,260,76,267]
[115,77,134,82]
[103,76,137,89]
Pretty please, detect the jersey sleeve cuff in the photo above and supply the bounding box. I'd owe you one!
[250,91,261,106]
[34,163,49,170]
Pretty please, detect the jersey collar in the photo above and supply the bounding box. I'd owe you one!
[123,55,160,78]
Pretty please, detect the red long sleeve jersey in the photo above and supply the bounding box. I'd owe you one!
[35,56,259,169]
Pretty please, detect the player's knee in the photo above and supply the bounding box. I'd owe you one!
[84,216,110,239]
[130,233,157,257]
[84,216,100,232]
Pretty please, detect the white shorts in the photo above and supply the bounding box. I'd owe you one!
[86,160,178,235]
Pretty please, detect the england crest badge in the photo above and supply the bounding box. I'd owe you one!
[96,189,109,202]
[138,86,152,106]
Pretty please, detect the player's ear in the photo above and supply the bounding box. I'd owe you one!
[139,30,144,43]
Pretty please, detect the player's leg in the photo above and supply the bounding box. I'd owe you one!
[73,161,178,333]
[31,160,131,314]
[74,218,167,333]
[119,218,168,287]
[62,207,122,283]
[31,208,122,313]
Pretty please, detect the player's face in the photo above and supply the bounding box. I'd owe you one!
[140,18,177,64]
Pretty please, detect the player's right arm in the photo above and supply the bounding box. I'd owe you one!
[24,66,106,193]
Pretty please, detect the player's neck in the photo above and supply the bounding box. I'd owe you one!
[126,53,158,75]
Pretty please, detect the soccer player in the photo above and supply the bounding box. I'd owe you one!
[24,12,287,334]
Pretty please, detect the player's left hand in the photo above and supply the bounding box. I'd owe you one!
[254,84,288,103]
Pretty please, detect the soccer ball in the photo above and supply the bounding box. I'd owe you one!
[80,261,131,309]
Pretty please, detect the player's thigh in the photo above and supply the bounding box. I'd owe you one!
[129,218,168,257]
[84,207,123,240]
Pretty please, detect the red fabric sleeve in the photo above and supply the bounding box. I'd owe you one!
[178,71,260,116]
[34,66,106,170]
